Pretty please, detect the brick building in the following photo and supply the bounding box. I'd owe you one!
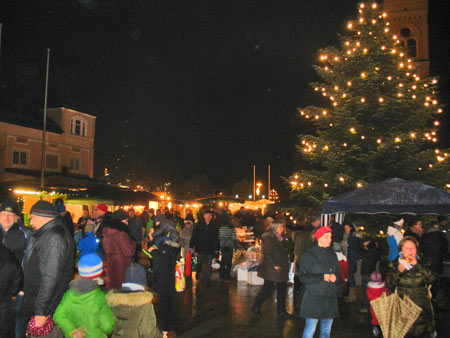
[0,106,96,182]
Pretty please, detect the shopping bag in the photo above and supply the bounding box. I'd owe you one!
[185,251,192,277]
[175,261,186,292]
[27,315,55,337]
[191,254,198,272]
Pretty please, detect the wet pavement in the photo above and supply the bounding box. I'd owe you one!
[160,270,450,338]
[158,271,450,338]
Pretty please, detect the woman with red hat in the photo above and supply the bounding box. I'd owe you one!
[299,226,341,338]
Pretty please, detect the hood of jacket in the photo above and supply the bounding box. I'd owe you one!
[63,279,103,305]
[106,290,153,307]
[70,278,99,295]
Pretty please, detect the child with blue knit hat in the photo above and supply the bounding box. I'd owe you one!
[54,253,114,338]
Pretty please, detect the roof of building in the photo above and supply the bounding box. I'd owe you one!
[0,108,63,134]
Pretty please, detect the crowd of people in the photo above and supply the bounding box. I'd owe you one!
[1,198,450,338]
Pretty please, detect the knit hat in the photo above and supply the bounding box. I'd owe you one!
[96,204,108,213]
[56,204,66,213]
[0,200,20,216]
[85,221,95,233]
[370,271,382,284]
[112,209,128,221]
[393,218,404,226]
[30,201,57,218]
[122,263,147,290]
[78,253,103,278]
[315,225,332,240]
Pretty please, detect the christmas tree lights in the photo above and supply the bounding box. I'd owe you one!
[288,2,450,212]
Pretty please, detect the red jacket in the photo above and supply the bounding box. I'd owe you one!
[367,281,388,325]
[103,223,136,289]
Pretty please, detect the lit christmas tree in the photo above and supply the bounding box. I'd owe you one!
[288,2,449,213]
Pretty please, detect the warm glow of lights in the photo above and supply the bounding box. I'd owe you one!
[343,143,348,147]
[347,22,353,29]
[357,182,362,187]
[432,79,438,84]
[294,174,299,179]
[435,149,440,154]
[371,19,376,24]
[378,97,384,103]
[438,108,443,113]
[339,177,345,182]
[391,49,397,54]
[377,139,382,144]
[394,137,401,143]
[412,95,417,99]
[350,127,356,134]
[372,3,377,8]
[13,189,41,195]
[434,121,440,126]
[410,133,416,138]
[361,97,366,103]
[387,76,392,80]
[363,48,368,53]
[347,81,352,86]
[322,110,327,116]
[324,183,328,187]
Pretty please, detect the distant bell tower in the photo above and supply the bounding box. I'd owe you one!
[383,0,429,77]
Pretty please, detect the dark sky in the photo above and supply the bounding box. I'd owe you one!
[1,0,449,194]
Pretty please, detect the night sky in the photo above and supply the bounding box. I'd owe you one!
[1,0,449,195]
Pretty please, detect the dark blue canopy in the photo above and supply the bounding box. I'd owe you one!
[322,178,450,215]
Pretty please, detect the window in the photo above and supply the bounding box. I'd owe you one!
[46,154,59,170]
[13,150,27,165]
[70,118,87,137]
[69,158,80,171]
[407,39,417,58]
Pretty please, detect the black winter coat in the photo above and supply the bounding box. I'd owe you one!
[189,220,219,255]
[386,259,435,336]
[0,244,23,338]
[299,244,341,319]
[258,231,290,283]
[21,218,75,318]
[420,228,448,275]
[0,221,34,265]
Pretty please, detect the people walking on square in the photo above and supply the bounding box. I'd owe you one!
[0,241,23,338]
[386,237,436,337]
[299,226,341,338]
[420,222,448,300]
[218,211,238,281]
[0,200,33,338]
[128,208,143,262]
[189,209,219,286]
[102,209,136,289]
[251,220,293,320]
[53,253,114,338]
[343,222,362,302]
[366,271,388,338]
[106,263,164,338]
[21,200,75,338]
[387,218,404,261]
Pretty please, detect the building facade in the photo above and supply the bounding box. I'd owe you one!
[0,107,96,182]
[383,0,429,76]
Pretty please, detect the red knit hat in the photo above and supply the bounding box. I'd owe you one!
[315,226,332,240]
[96,204,108,213]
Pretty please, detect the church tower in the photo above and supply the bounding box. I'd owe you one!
[383,0,429,76]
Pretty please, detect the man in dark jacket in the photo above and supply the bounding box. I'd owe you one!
[189,209,219,286]
[56,204,74,237]
[21,201,75,334]
[0,242,23,338]
[0,200,33,338]
[252,221,292,319]
[127,209,143,262]
[421,222,448,299]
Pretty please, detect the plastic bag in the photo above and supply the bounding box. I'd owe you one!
[191,254,198,272]
[185,251,192,277]
[175,262,186,292]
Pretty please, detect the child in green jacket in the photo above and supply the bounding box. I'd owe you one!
[54,253,114,338]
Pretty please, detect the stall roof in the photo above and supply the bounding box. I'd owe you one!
[322,178,450,215]
[195,195,245,204]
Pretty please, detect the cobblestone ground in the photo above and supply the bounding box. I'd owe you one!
[162,271,450,338]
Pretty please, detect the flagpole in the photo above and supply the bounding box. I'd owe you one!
[40,48,50,189]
